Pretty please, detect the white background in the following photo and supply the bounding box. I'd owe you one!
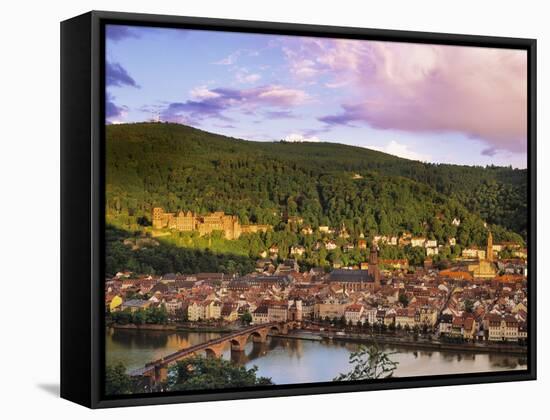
[0,0,547,418]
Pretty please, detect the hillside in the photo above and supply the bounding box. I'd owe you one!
[106,122,526,241]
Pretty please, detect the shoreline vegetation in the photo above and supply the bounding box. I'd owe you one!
[110,323,233,333]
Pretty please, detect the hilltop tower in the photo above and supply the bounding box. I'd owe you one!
[486,231,494,262]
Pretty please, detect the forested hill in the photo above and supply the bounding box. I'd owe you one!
[106,122,527,243]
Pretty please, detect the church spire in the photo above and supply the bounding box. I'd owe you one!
[486,230,494,262]
[369,245,379,265]
[369,246,380,287]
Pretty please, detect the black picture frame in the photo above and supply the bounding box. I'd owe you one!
[61,10,537,409]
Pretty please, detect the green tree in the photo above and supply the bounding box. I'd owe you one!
[167,356,273,391]
[240,311,252,325]
[132,310,146,325]
[333,344,399,381]
[105,363,136,395]
[144,305,168,324]
[111,309,132,325]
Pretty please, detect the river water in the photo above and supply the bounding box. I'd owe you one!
[106,329,526,385]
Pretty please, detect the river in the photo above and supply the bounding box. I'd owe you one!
[106,329,527,385]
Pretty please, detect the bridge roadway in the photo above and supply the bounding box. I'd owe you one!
[129,322,287,378]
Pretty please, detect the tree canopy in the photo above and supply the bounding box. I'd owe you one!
[107,123,525,238]
[333,344,399,381]
[167,356,273,391]
[105,363,139,395]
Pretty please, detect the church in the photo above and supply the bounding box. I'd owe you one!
[468,231,497,279]
[326,247,381,291]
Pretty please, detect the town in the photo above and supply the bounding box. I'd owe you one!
[106,229,528,347]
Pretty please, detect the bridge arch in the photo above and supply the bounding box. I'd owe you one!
[204,347,220,358]
[248,330,267,343]
[270,325,288,336]
[229,337,246,352]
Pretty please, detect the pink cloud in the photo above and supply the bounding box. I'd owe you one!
[283,38,527,154]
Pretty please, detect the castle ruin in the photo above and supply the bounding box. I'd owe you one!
[152,207,270,240]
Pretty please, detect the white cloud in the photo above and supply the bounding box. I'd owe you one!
[235,70,261,84]
[257,86,309,105]
[367,140,431,162]
[213,50,241,65]
[324,80,351,89]
[190,86,221,100]
[284,133,321,143]
[244,73,261,83]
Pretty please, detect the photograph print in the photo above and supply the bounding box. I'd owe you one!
[103,23,529,396]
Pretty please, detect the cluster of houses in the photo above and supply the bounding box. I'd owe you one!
[461,242,527,260]
[269,226,525,265]
[106,251,528,344]
[438,278,528,342]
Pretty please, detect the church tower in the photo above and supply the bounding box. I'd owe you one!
[486,231,494,262]
[369,246,380,286]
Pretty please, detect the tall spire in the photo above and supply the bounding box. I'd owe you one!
[369,246,380,287]
[369,246,379,265]
[486,231,494,262]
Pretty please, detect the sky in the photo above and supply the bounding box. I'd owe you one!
[105,24,528,168]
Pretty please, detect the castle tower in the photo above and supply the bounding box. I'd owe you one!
[486,230,494,262]
[369,246,380,286]
[152,207,164,229]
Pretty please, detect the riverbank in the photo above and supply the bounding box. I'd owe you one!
[175,326,234,333]
[111,323,177,331]
[110,324,527,356]
[271,330,528,355]
[111,323,237,333]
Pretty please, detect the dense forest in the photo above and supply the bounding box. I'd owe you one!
[106,226,256,277]
[105,123,527,276]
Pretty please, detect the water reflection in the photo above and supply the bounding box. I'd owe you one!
[106,328,225,371]
[106,330,527,384]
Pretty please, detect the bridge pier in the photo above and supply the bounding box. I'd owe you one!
[230,335,249,352]
[154,364,168,384]
[230,349,249,364]
[230,342,245,352]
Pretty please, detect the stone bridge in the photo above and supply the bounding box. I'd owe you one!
[129,321,298,385]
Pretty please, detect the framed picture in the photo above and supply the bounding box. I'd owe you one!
[61,10,536,408]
